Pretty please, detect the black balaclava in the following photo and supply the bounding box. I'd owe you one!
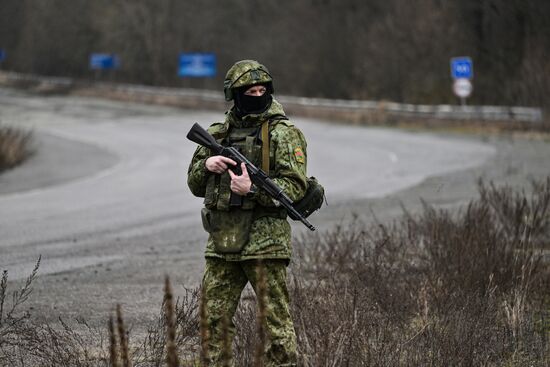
[233,84,273,118]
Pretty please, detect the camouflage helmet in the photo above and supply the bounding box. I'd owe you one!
[223,60,274,101]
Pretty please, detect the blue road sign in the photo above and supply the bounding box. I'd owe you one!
[450,57,473,79]
[90,54,120,70]
[0,49,6,62]
[178,53,216,77]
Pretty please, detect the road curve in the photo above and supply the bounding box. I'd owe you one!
[0,88,495,325]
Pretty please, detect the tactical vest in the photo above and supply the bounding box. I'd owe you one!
[203,123,264,212]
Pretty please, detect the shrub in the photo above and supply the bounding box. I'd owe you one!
[290,178,550,366]
[0,124,34,172]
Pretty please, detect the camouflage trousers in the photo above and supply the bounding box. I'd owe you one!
[202,258,298,367]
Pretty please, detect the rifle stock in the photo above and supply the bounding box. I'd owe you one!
[186,123,223,155]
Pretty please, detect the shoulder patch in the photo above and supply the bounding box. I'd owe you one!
[294,147,305,163]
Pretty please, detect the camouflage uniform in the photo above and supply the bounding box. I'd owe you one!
[187,60,307,366]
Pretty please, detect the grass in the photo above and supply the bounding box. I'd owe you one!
[289,179,550,365]
[1,179,549,366]
[0,124,34,173]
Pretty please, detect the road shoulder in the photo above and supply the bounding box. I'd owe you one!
[0,131,118,195]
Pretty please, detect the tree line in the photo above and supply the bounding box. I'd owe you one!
[0,0,548,108]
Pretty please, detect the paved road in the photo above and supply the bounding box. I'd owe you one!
[0,88,496,325]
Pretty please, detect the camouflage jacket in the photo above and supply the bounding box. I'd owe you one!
[187,99,308,261]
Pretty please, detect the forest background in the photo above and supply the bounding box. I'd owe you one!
[0,0,549,110]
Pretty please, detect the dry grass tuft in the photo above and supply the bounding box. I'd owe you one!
[1,257,112,366]
[288,177,550,366]
[0,257,40,365]
[0,124,34,172]
[2,179,550,366]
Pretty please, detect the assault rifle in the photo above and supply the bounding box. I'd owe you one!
[187,123,316,231]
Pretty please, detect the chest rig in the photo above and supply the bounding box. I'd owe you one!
[203,122,267,212]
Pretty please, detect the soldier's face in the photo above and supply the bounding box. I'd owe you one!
[244,85,267,97]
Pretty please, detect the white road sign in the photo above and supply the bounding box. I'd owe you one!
[453,78,473,98]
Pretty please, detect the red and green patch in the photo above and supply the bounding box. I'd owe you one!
[294,147,305,163]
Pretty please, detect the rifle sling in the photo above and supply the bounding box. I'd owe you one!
[261,120,270,175]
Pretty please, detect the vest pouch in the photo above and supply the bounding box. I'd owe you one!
[201,208,213,233]
[216,172,232,211]
[236,136,261,211]
[203,175,219,209]
[210,208,254,253]
[290,176,325,219]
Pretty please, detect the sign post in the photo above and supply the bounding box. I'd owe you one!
[450,56,473,106]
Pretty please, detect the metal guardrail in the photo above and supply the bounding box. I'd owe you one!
[276,96,544,123]
[0,71,544,123]
[0,72,74,86]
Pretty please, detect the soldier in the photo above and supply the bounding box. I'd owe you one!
[187,59,308,366]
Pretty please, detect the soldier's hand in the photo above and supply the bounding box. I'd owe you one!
[205,156,237,174]
[228,163,253,195]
